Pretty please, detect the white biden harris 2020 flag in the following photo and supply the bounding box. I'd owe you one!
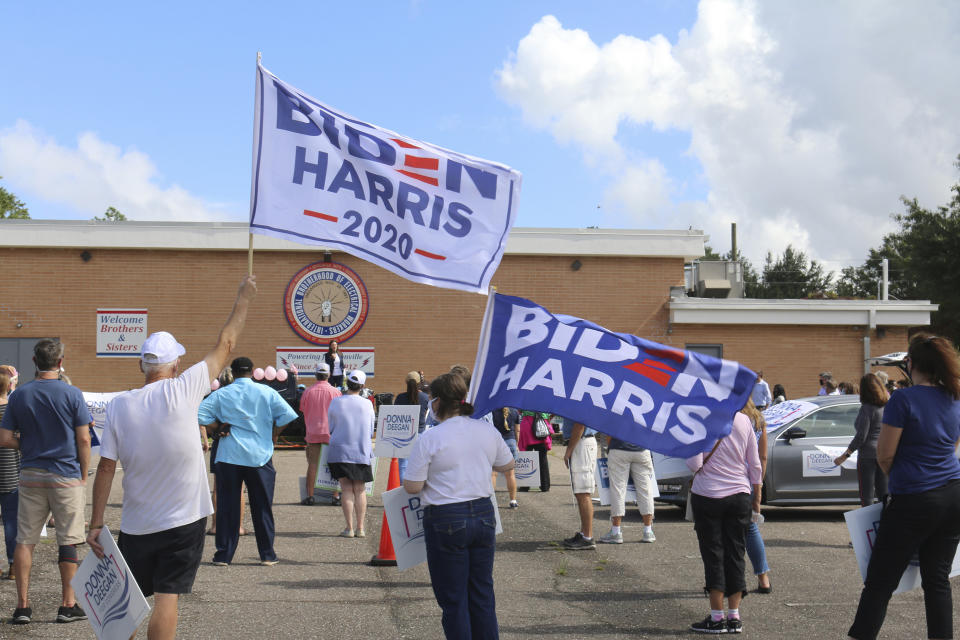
[249,64,522,294]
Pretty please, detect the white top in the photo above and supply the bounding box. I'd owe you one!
[331,354,343,376]
[101,361,214,535]
[404,416,513,506]
[326,394,376,464]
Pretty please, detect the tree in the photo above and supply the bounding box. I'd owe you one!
[95,206,127,222]
[0,177,30,219]
[756,245,833,299]
[841,156,960,341]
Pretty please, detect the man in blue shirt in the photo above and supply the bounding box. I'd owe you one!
[199,357,297,566]
[751,371,771,410]
[0,339,92,625]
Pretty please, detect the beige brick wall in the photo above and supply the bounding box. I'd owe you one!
[0,246,910,399]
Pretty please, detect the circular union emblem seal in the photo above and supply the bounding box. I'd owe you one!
[283,262,369,345]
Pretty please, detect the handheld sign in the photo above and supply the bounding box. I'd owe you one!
[71,526,150,640]
[495,451,541,489]
[374,405,420,458]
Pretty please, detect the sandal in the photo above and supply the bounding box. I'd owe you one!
[301,495,316,506]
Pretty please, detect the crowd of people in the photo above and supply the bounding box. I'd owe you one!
[1,278,958,638]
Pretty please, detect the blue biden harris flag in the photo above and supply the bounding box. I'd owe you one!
[468,294,758,458]
[249,64,522,294]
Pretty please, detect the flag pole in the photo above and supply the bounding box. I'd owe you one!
[248,51,262,276]
[467,285,497,405]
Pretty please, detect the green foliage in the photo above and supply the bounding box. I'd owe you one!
[839,154,960,341]
[756,245,833,299]
[0,177,30,219]
[94,206,128,222]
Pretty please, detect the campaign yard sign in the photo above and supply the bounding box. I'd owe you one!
[845,502,960,595]
[71,526,150,640]
[495,451,540,489]
[250,64,522,294]
[276,346,375,377]
[383,488,504,571]
[298,445,377,500]
[469,294,757,457]
[802,450,842,477]
[83,392,124,456]
[96,309,147,358]
[595,457,637,506]
[374,405,420,458]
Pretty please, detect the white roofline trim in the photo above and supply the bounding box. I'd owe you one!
[670,297,938,327]
[0,220,706,259]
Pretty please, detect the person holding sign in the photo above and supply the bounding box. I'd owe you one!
[88,276,257,640]
[403,373,515,640]
[300,362,341,506]
[848,334,960,640]
[326,369,376,538]
[833,373,889,507]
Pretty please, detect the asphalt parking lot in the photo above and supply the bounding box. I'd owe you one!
[2,446,952,638]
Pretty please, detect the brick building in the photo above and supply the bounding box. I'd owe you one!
[0,220,935,398]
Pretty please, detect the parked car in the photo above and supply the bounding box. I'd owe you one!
[655,395,867,507]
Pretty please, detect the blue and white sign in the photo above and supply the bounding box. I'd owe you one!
[250,64,522,294]
[495,451,540,489]
[469,294,757,457]
[83,392,125,456]
[71,526,150,640]
[845,502,960,595]
[374,405,420,458]
[382,487,427,571]
[802,449,841,477]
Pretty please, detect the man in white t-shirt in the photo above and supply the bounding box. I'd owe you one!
[86,276,257,640]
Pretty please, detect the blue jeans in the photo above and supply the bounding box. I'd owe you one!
[398,457,408,483]
[424,497,499,639]
[503,437,518,460]
[745,521,769,575]
[0,490,17,565]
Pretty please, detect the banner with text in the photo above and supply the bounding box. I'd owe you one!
[374,405,420,458]
[71,526,150,640]
[250,64,522,294]
[96,310,147,358]
[468,294,757,458]
[276,346,375,378]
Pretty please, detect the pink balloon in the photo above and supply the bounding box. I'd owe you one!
[210,379,221,391]
[276,369,288,382]
[265,366,277,381]
[253,367,265,380]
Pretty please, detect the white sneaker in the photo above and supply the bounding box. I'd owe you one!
[508,500,519,509]
[598,529,623,544]
[641,529,656,543]
[339,528,355,538]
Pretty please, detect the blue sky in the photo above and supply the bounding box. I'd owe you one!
[2,1,958,270]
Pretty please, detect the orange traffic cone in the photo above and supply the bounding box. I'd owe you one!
[369,457,400,566]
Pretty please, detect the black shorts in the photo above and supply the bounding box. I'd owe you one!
[118,517,206,597]
[327,462,373,483]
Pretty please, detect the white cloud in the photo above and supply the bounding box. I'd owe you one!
[0,120,235,221]
[497,1,960,269]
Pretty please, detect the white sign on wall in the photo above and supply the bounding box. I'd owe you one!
[96,309,147,358]
[374,405,420,458]
[276,346,375,377]
[71,526,150,640]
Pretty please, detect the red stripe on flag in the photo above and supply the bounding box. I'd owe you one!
[644,345,685,364]
[404,155,439,171]
[415,249,446,260]
[303,209,338,222]
[390,138,420,149]
[642,359,677,372]
[397,169,439,186]
[622,361,672,387]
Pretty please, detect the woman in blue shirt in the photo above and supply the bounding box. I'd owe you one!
[848,334,960,640]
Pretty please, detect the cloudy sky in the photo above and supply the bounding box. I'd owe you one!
[2,1,958,271]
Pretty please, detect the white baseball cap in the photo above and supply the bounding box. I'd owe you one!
[315,362,330,375]
[347,369,366,386]
[141,331,186,364]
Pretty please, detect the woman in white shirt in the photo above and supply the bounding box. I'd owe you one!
[403,373,514,640]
